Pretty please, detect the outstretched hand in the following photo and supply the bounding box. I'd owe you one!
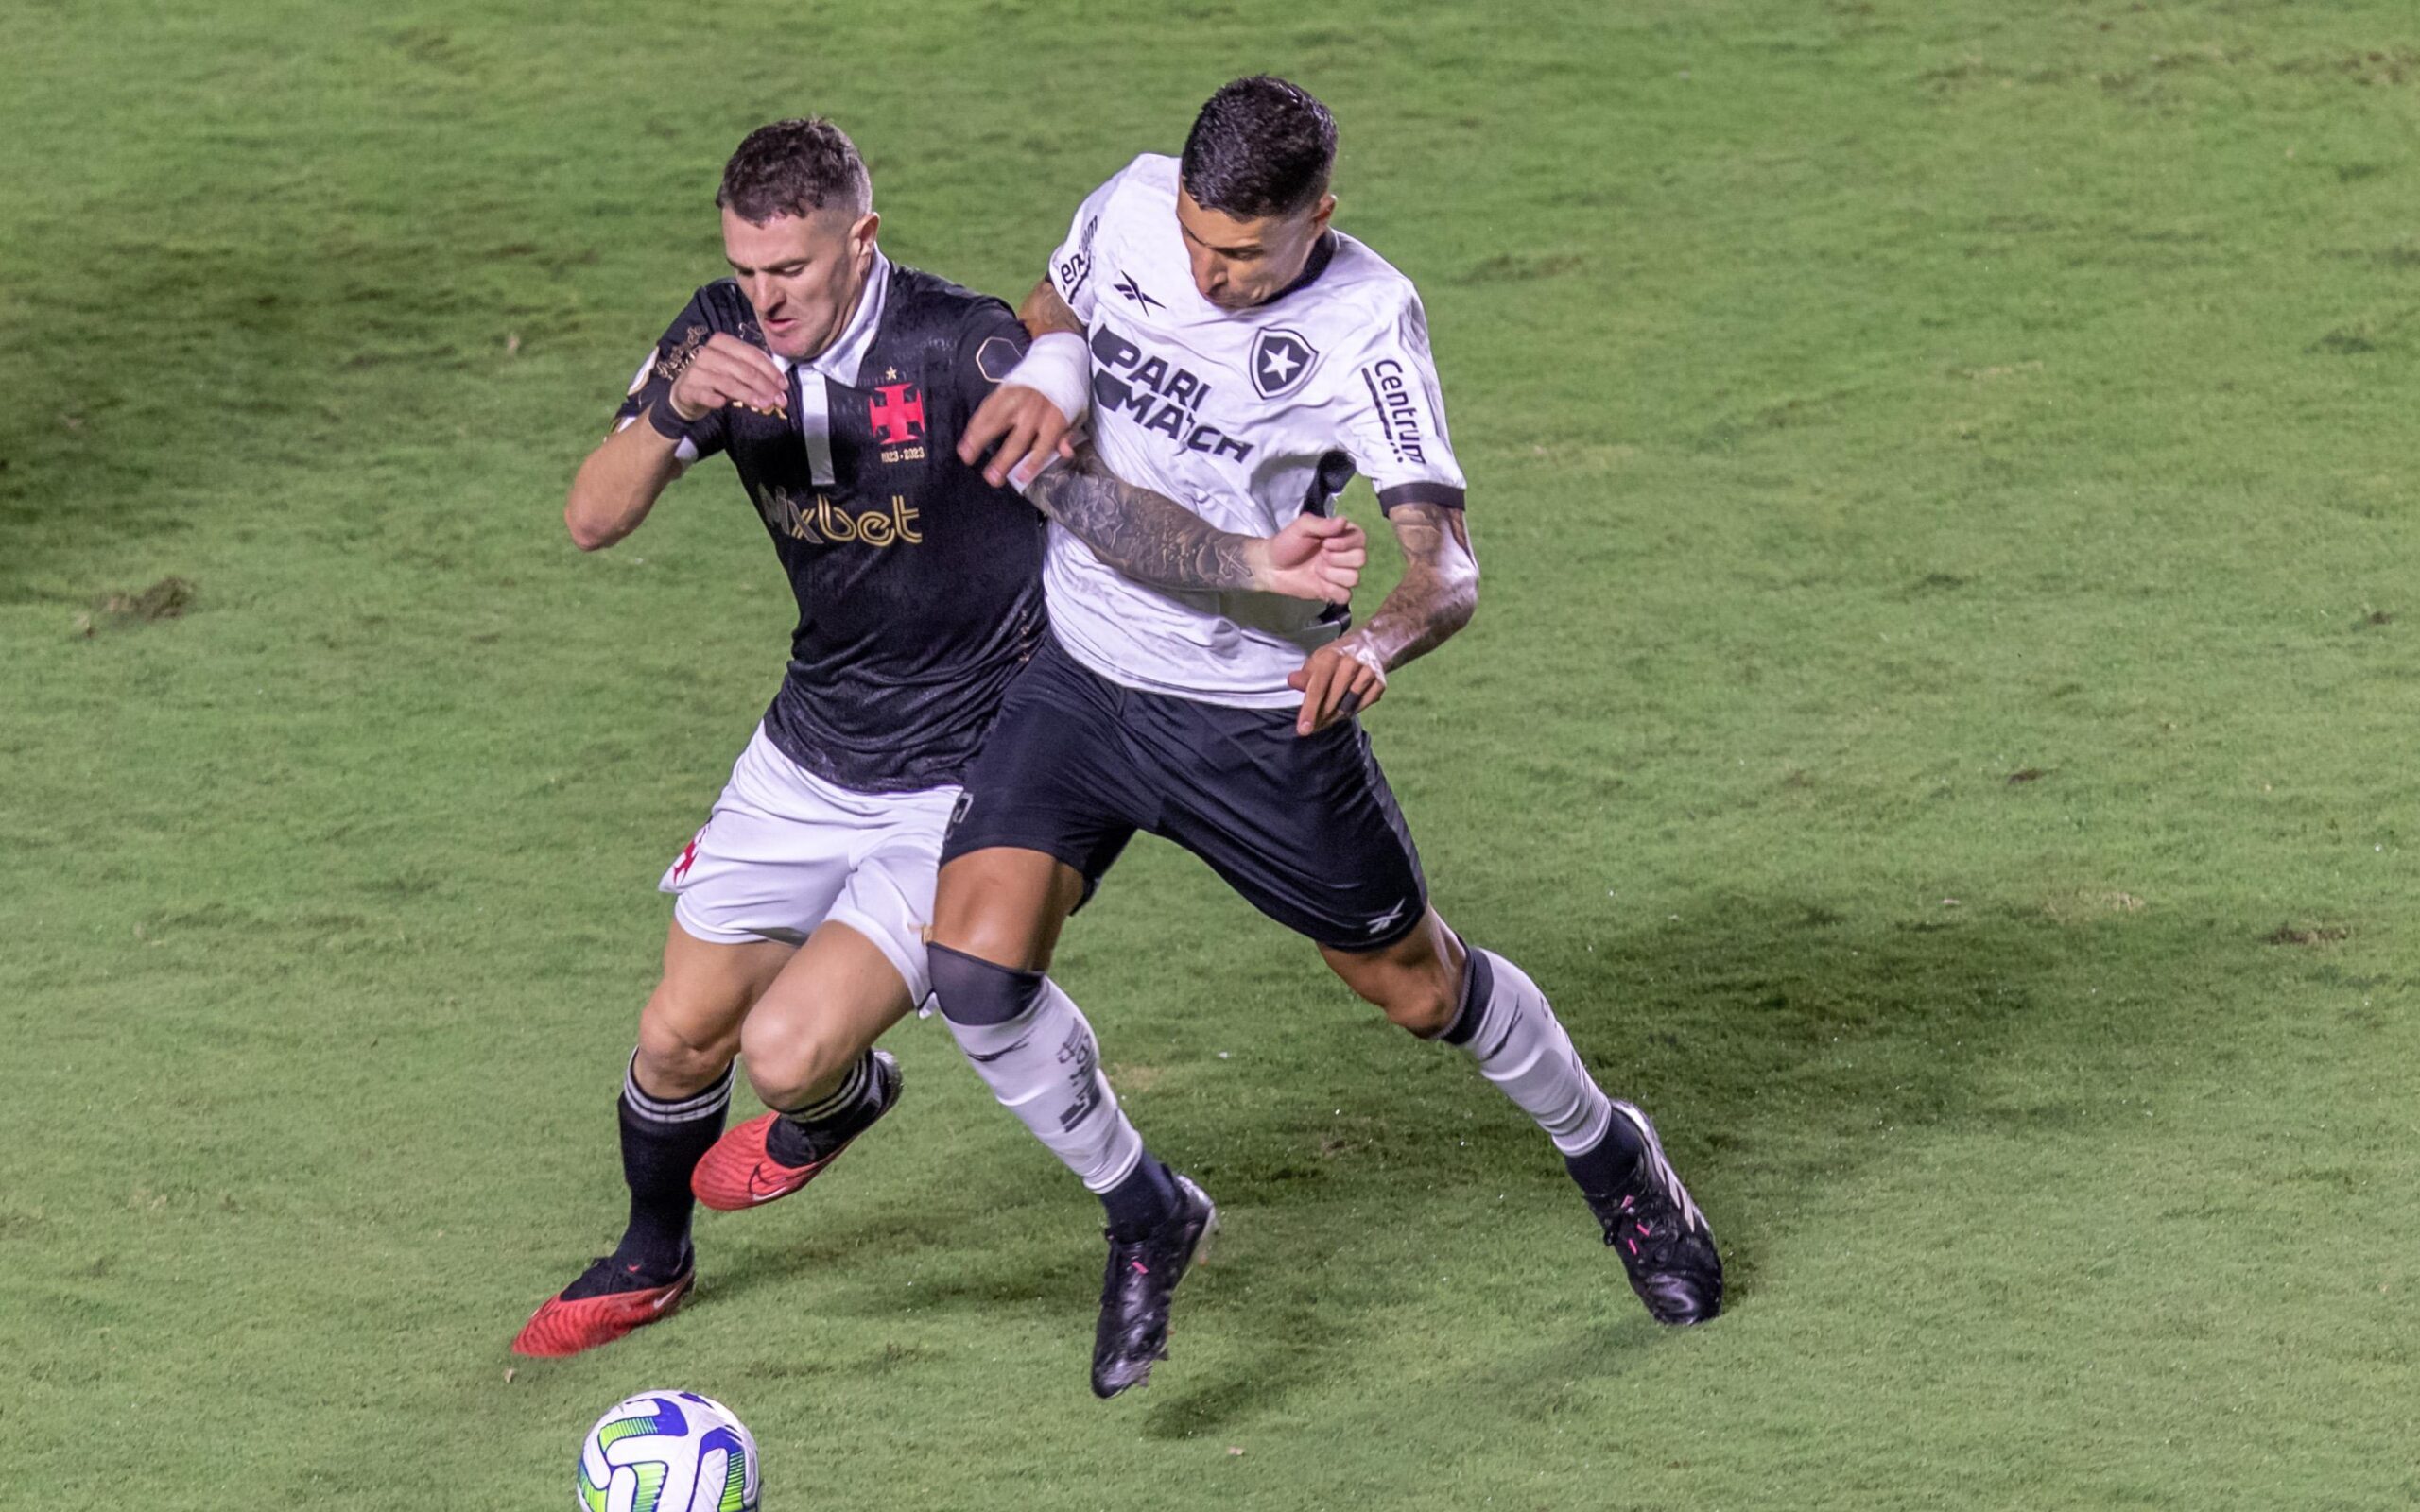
[1257,514,1366,604]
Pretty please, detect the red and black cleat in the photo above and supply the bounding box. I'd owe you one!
[691,1051,899,1212]
[510,1258,694,1358]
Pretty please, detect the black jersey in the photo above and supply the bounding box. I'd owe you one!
[613,264,1048,793]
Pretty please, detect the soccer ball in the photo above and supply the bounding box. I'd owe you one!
[576,1390,760,1512]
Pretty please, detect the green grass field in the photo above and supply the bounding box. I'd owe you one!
[7,1,2418,1506]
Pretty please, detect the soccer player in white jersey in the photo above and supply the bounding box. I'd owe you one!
[925,78,1724,1398]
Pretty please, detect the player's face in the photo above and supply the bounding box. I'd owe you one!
[1174,188,1337,310]
[721,206,880,361]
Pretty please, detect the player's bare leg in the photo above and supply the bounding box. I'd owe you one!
[1322,908,1723,1325]
[691,921,914,1211]
[927,848,1218,1398]
[512,924,792,1356]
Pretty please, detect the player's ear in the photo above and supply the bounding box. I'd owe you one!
[850,211,881,268]
[1309,193,1337,233]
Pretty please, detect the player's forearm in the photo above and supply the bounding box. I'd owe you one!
[1024,453,1272,593]
[565,418,684,551]
[1355,503,1478,671]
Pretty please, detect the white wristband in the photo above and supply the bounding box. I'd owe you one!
[1001,331,1092,425]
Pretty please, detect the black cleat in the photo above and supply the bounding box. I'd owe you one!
[1589,1101,1723,1325]
[1090,1174,1218,1398]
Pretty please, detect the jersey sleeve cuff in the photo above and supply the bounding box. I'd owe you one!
[1375,482,1466,514]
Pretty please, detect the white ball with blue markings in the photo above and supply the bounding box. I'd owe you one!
[576,1391,760,1512]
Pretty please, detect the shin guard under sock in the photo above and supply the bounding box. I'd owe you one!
[1443,947,1644,1178]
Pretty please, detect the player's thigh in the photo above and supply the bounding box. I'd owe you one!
[1319,906,1466,1036]
[930,848,1091,971]
[636,920,795,1092]
[737,787,953,1094]
[659,725,861,954]
[933,637,1148,971]
[1149,705,1431,957]
[736,919,918,1103]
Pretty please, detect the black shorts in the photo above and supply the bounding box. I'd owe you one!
[943,632,1429,953]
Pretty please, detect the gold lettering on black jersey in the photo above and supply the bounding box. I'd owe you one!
[753,483,924,548]
[654,323,709,386]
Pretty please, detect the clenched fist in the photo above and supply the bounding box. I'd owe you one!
[668,334,789,422]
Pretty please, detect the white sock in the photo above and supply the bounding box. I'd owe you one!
[942,975,1144,1193]
[1452,949,1614,1156]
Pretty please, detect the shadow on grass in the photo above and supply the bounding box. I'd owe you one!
[696,1168,1095,1332]
[679,888,2178,1435]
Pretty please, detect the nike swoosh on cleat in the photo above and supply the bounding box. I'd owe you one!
[747,1160,813,1203]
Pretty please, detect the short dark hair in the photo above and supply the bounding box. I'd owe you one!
[717,117,872,222]
[1180,76,1336,218]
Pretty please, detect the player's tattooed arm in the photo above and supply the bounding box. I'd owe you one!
[1288,502,1478,734]
[1024,450,1365,603]
[1349,502,1479,670]
[1019,276,1086,340]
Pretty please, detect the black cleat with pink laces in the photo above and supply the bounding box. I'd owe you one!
[1589,1101,1723,1325]
[1090,1174,1218,1398]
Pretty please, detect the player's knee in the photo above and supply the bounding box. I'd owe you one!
[735,1008,856,1109]
[927,942,1047,1027]
[634,997,739,1096]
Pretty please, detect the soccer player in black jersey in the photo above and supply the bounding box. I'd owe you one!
[513,118,1365,1357]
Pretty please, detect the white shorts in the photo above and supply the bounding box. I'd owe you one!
[659,724,957,1004]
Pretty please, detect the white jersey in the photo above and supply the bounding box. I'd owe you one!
[1044,153,1467,707]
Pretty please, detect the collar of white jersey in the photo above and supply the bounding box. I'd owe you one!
[769,249,890,387]
[1263,231,1339,306]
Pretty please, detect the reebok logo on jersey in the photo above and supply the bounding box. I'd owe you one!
[1251,328,1318,399]
[1113,272,1164,312]
[1089,324,1253,463]
[1358,358,1428,465]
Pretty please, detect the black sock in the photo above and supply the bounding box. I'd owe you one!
[583,1056,733,1292]
[1562,1110,1650,1205]
[1100,1154,1180,1241]
[765,1050,887,1167]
